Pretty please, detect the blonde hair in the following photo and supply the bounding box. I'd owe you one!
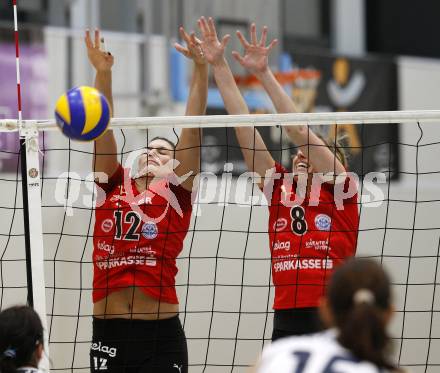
[315,132,348,168]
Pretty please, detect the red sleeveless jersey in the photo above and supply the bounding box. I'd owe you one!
[266,163,359,309]
[93,165,192,304]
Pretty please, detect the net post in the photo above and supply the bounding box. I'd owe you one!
[19,125,50,372]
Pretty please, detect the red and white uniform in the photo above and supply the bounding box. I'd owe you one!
[266,163,359,309]
[93,165,192,304]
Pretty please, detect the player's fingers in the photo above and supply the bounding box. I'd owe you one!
[199,16,209,36]
[179,27,191,43]
[250,23,257,45]
[85,29,93,48]
[221,34,231,48]
[174,43,190,57]
[208,17,217,37]
[232,51,245,65]
[192,34,203,45]
[200,17,211,38]
[105,53,114,65]
[267,39,278,51]
[94,29,100,49]
[236,30,251,48]
[190,32,199,46]
[260,26,268,46]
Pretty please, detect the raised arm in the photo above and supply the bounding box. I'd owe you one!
[198,17,274,185]
[234,24,345,177]
[173,26,208,191]
[85,29,119,181]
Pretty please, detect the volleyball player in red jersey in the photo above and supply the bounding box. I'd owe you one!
[198,18,359,341]
[85,28,207,372]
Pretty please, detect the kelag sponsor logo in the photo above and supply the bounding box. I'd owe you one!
[273,240,290,251]
[97,240,115,255]
[91,341,117,358]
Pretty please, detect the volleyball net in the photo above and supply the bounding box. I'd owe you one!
[0,111,440,373]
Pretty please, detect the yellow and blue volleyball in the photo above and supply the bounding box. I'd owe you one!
[55,86,110,141]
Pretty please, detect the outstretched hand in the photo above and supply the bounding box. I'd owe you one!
[197,16,230,66]
[85,29,114,72]
[174,27,206,65]
[232,23,277,75]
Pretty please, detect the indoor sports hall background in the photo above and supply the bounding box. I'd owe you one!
[1,1,440,372]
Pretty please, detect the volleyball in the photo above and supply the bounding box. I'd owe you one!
[55,86,110,141]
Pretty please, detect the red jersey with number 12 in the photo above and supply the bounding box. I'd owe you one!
[93,165,192,304]
[266,163,359,309]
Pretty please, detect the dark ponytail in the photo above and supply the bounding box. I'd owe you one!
[327,258,396,370]
[0,305,43,373]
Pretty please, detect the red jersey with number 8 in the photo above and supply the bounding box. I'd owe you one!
[266,163,359,309]
[93,165,192,304]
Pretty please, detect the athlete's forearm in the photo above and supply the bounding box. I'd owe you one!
[93,70,118,178]
[256,68,308,142]
[185,62,208,116]
[255,68,298,114]
[212,58,249,115]
[176,62,207,188]
[95,70,114,114]
[211,59,274,179]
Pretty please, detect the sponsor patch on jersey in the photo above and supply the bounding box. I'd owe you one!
[273,218,288,232]
[97,240,115,255]
[305,238,330,251]
[91,341,117,357]
[101,219,114,233]
[273,257,333,272]
[273,240,291,251]
[314,214,331,231]
[145,248,157,266]
[141,221,158,239]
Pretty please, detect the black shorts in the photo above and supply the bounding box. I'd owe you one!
[90,316,187,373]
[272,307,323,342]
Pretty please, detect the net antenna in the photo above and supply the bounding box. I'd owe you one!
[12,1,49,371]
